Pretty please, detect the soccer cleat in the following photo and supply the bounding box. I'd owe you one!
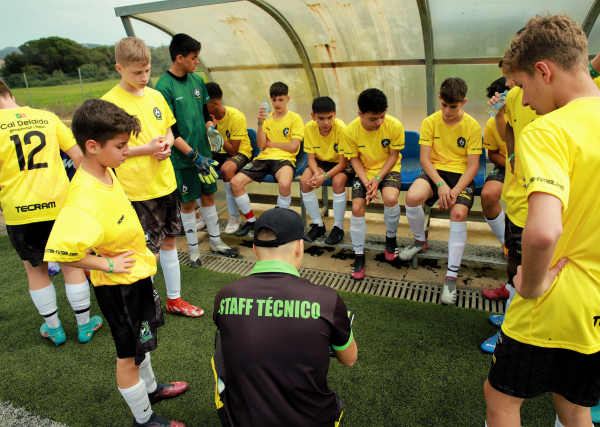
[591,401,600,423]
[398,239,428,261]
[234,220,255,237]
[195,207,206,231]
[48,262,61,276]
[440,276,457,305]
[489,315,504,327]
[385,236,398,261]
[133,412,186,427]
[306,224,326,241]
[351,255,366,280]
[481,284,510,300]
[210,241,238,258]
[224,216,240,235]
[78,315,103,343]
[189,251,201,268]
[148,382,189,404]
[480,332,499,354]
[166,298,204,317]
[324,226,344,245]
[40,321,66,346]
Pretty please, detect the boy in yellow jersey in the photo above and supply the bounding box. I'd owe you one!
[300,96,354,244]
[399,78,482,305]
[589,51,600,89]
[45,99,187,427]
[342,88,405,280]
[481,77,511,247]
[102,37,206,318]
[0,79,103,346]
[230,82,304,237]
[204,81,253,235]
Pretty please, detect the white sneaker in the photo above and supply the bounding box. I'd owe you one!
[224,216,240,234]
[440,276,458,305]
[195,206,206,231]
[210,241,239,258]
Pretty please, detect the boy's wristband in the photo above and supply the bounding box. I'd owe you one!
[590,61,600,78]
[508,153,515,161]
[436,181,446,189]
[106,258,114,274]
[375,175,382,183]
[257,122,263,126]
[323,172,329,180]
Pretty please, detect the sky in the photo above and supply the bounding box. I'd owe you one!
[0,0,172,49]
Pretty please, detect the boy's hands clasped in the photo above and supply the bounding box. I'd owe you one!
[187,148,219,184]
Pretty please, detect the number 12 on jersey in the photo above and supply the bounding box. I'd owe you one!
[10,131,49,171]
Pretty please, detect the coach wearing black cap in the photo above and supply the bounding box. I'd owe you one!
[212,207,357,427]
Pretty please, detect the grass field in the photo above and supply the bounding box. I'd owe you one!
[0,235,557,427]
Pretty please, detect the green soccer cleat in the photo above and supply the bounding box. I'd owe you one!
[40,321,66,346]
[78,315,103,343]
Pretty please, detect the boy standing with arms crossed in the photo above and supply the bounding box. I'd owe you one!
[399,78,482,305]
[45,99,188,427]
[102,37,205,318]
[229,82,304,237]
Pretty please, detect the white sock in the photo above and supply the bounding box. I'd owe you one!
[277,194,292,209]
[302,190,323,226]
[505,283,516,311]
[30,283,60,328]
[235,193,256,223]
[555,414,565,427]
[181,211,199,260]
[384,204,401,238]
[350,215,367,255]
[65,281,91,325]
[333,191,347,229]
[139,353,158,393]
[223,182,239,218]
[485,209,505,245]
[447,221,467,277]
[201,204,222,245]
[159,248,181,300]
[406,205,426,241]
[119,378,153,424]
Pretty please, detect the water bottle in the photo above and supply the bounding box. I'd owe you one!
[261,99,271,121]
[485,90,508,118]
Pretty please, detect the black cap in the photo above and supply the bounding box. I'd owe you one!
[254,207,314,247]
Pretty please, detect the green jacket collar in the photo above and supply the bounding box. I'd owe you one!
[249,260,300,277]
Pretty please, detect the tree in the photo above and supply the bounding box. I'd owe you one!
[1,51,27,76]
[18,37,89,74]
[89,45,114,70]
[149,46,171,76]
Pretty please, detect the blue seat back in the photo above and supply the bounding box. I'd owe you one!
[248,128,260,159]
[400,131,421,191]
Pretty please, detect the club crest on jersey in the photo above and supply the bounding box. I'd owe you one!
[140,321,152,344]
[457,137,466,148]
[353,180,361,189]
[381,139,391,148]
[283,128,289,137]
[153,107,162,120]
[193,88,201,97]
[182,184,189,194]
[226,130,230,138]
[244,163,253,170]
[334,143,339,153]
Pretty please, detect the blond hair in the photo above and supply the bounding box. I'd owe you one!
[115,37,151,66]
[0,79,13,99]
[502,13,588,76]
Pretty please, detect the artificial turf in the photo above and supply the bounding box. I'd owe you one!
[0,235,556,426]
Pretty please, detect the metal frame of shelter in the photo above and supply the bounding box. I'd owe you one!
[116,0,600,116]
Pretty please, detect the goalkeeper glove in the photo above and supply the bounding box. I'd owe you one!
[207,126,224,153]
[187,148,219,184]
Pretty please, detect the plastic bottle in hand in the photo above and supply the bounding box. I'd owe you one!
[485,90,508,118]
[261,99,271,121]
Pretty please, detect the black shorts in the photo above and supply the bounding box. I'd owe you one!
[7,220,54,267]
[316,158,355,180]
[485,165,505,184]
[504,217,522,264]
[416,170,475,210]
[239,159,294,183]
[132,190,182,254]
[93,278,164,365]
[352,171,401,199]
[488,330,600,407]
[213,152,251,174]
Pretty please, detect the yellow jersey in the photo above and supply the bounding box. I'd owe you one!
[304,118,347,163]
[215,106,253,160]
[594,76,600,89]
[419,111,482,174]
[44,167,157,287]
[342,115,404,180]
[255,110,304,165]
[502,87,541,228]
[483,117,506,157]
[503,97,600,354]
[101,85,177,201]
[0,107,76,225]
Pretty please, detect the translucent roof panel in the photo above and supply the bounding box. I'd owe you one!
[588,21,600,54]
[266,0,424,63]
[429,0,595,58]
